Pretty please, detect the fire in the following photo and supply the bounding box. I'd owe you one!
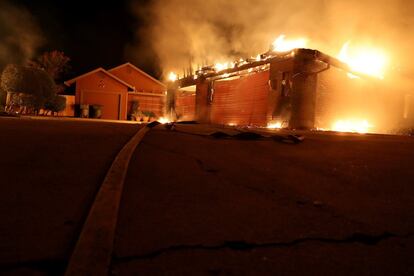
[158,117,170,124]
[332,119,373,134]
[338,41,388,79]
[267,121,282,129]
[214,62,234,72]
[168,72,178,82]
[272,35,307,52]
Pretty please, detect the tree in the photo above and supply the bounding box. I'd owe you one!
[28,50,70,81]
[0,86,6,111]
[1,64,56,114]
[44,95,66,115]
[28,51,70,95]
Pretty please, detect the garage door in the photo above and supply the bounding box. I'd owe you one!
[210,70,270,126]
[176,91,196,121]
[82,90,122,120]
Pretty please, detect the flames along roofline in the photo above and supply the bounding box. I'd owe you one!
[175,48,374,89]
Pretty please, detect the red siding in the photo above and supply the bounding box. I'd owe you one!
[60,95,75,117]
[75,71,129,120]
[128,94,165,118]
[83,92,122,120]
[175,91,196,121]
[210,71,270,126]
[195,82,210,123]
[110,65,165,94]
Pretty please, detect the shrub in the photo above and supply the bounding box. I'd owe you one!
[1,64,56,113]
[44,95,66,115]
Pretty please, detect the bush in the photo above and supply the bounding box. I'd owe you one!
[0,86,6,109]
[1,64,56,113]
[44,95,66,114]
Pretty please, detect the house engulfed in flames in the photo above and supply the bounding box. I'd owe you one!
[167,41,412,134]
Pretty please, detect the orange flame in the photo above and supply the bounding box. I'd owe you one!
[338,41,388,79]
[168,72,178,82]
[332,119,373,134]
[272,35,307,52]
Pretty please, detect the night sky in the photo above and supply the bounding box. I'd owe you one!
[14,0,156,79]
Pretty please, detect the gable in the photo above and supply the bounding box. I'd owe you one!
[109,63,166,94]
[64,68,134,91]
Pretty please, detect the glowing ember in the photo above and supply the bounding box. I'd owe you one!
[158,117,170,124]
[332,119,373,134]
[214,62,234,72]
[338,41,388,79]
[272,35,307,52]
[267,121,282,129]
[168,72,178,82]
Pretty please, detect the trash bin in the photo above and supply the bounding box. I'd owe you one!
[80,104,89,118]
[90,104,103,119]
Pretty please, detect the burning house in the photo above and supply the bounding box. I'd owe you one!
[167,42,410,133]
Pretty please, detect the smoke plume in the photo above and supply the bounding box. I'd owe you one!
[0,1,44,69]
[128,0,414,79]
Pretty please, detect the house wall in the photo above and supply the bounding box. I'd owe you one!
[75,71,128,120]
[110,66,165,94]
[110,65,166,119]
[175,90,196,121]
[193,60,297,127]
[210,71,271,126]
[59,95,75,117]
[317,66,402,132]
[128,93,165,118]
[195,81,210,123]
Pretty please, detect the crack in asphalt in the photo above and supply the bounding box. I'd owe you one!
[114,232,414,262]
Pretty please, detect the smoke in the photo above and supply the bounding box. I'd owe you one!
[128,0,414,78]
[0,1,44,70]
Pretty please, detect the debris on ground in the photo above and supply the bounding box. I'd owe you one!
[147,121,161,128]
[164,122,176,131]
[272,134,305,144]
[176,121,198,124]
[210,131,305,144]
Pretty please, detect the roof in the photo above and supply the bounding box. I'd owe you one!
[108,62,166,88]
[64,68,135,90]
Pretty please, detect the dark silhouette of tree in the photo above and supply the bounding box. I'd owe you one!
[1,64,56,114]
[44,95,66,115]
[28,50,70,81]
[28,51,70,94]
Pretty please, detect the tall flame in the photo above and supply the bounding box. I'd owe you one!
[272,35,307,52]
[338,41,388,79]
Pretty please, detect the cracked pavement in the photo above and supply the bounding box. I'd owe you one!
[1,119,413,275]
[112,125,414,275]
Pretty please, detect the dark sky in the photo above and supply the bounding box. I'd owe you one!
[15,0,155,79]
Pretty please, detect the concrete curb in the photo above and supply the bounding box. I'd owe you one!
[64,126,150,276]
